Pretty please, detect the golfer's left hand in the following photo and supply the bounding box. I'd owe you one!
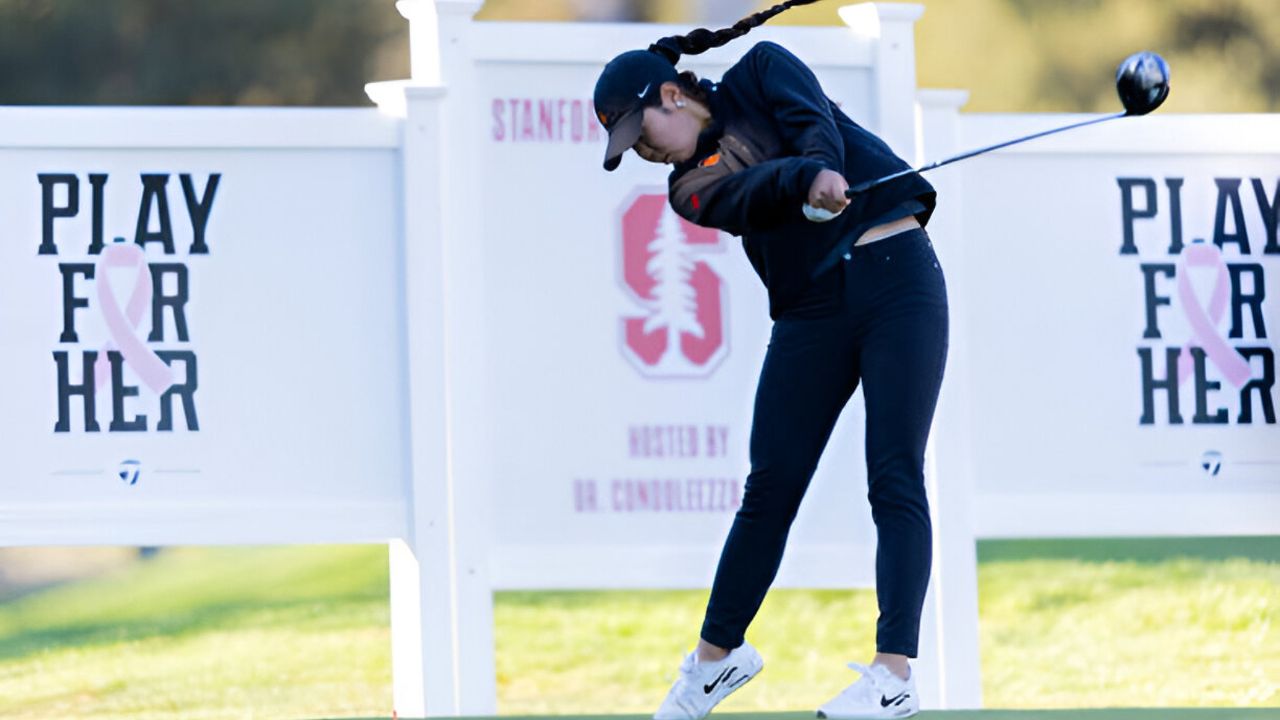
[808,169,850,213]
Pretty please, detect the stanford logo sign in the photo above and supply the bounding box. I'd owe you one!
[617,190,728,378]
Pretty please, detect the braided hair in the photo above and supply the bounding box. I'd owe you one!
[648,0,823,64]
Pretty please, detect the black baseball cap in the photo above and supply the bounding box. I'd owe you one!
[594,49,679,171]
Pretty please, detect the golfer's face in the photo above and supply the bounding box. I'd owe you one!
[634,104,698,165]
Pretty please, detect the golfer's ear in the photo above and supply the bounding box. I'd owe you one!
[660,82,683,109]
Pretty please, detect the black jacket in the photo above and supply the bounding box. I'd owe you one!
[668,41,936,319]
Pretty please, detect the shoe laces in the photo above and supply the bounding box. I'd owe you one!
[836,662,896,703]
[678,651,697,677]
[672,650,709,683]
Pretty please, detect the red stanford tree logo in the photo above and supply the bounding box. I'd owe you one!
[618,190,728,378]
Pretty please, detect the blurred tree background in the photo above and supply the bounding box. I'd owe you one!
[0,0,1275,110]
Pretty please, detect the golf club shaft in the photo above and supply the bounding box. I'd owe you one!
[845,111,1127,197]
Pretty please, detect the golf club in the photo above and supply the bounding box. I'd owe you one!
[842,50,1171,198]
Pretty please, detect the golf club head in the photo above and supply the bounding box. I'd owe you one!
[1116,51,1170,116]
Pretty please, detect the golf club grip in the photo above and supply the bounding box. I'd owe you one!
[844,168,913,197]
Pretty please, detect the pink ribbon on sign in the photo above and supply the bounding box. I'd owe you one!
[93,243,174,394]
[1176,242,1252,388]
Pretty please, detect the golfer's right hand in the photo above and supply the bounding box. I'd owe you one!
[808,169,850,213]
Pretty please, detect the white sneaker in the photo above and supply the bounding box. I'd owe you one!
[653,642,764,720]
[816,663,918,719]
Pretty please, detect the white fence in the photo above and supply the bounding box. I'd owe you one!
[0,1,1276,717]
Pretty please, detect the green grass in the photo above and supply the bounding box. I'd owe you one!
[0,545,392,720]
[977,539,1279,708]
[0,539,1276,719]
[494,537,1279,713]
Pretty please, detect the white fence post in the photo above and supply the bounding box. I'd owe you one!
[838,3,925,161]
[913,88,983,709]
[371,0,495,716]
[432,0,498,715]
[385,76,462,717]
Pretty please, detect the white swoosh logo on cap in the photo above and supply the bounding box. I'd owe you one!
[637,83,651,98]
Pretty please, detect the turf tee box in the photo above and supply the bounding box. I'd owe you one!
[0,109,410,546]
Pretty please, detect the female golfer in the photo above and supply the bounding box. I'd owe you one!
[593,2,946,719]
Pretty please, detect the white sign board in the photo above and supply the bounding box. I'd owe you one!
[468,25,905,590]
[0,110,409,546]
[947,115,1280,537]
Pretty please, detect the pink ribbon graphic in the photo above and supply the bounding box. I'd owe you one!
[1176,242,1252,388]
[93,243,174,394]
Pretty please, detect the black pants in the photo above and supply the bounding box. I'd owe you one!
[700,228,948,658]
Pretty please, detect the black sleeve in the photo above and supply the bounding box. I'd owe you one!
[744,41,845,173]
[669,155,826,236]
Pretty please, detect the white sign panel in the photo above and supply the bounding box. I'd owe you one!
[474,51,885,589]
[0,120,409,546]
[952,118,1280,536]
